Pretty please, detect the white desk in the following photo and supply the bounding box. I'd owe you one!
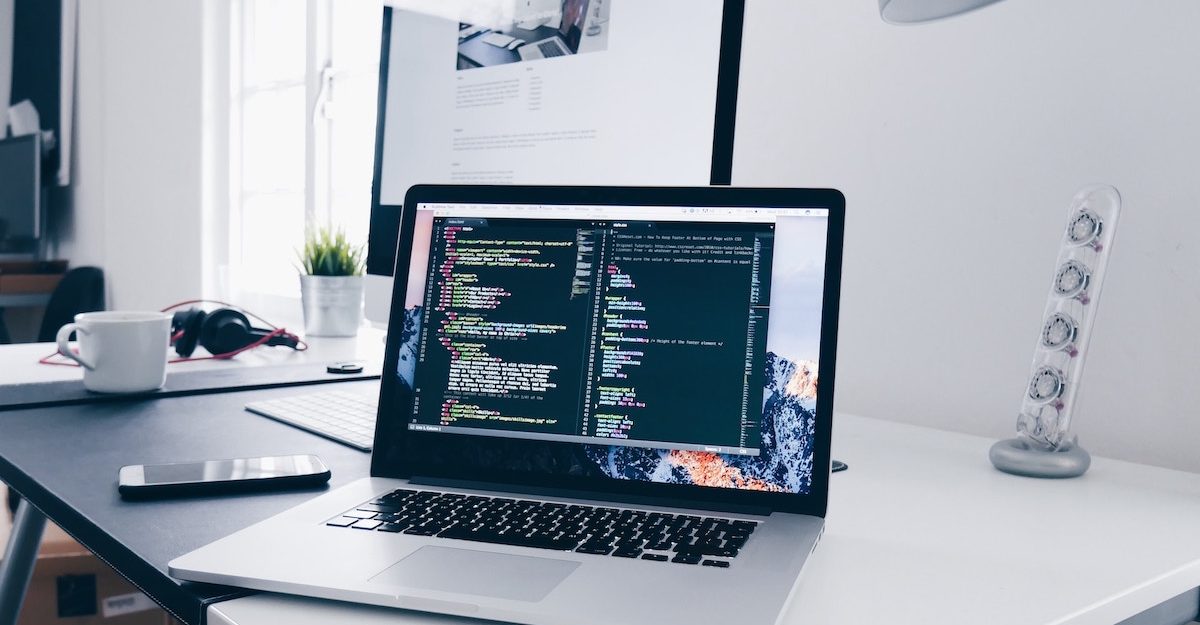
[208,415,1200,625]
[0,328,387,387]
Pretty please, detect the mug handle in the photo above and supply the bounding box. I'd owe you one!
[56,323,95,370]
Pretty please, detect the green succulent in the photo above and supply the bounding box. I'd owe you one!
[298,227,365,277]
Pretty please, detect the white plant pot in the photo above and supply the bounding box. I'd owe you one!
[300,275,364,337]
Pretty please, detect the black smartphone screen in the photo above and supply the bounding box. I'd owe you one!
[140,455,326,485]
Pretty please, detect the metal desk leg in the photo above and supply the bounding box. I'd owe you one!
[0,499,47,625]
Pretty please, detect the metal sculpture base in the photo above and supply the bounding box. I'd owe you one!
[990,438,1091,478]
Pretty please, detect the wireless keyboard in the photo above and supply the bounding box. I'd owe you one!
[246,389,378,451]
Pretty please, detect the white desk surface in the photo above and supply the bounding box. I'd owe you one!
[0,328,388,387]
[208,414,1200,625]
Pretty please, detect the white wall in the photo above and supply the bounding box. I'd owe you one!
[735,0,1200,471]
[55,0,211,310]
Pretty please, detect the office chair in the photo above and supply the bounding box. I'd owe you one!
[37,266,106,343]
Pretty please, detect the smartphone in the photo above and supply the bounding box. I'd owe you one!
[118,454,331,500]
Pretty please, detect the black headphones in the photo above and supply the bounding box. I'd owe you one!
[170,307,300,357]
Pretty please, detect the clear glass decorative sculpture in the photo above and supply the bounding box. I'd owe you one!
[991,185,1121,478]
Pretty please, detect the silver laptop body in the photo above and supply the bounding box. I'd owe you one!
[517,36,572,61]
[170,185,846,625]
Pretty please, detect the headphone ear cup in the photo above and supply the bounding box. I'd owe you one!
[171,309,208,357]
[199,309,259,356]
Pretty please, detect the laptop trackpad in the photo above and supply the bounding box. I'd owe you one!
[369,546,580,602]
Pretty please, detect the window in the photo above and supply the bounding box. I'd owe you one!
[227,0,381,305]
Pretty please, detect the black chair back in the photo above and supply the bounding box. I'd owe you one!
[37,266,106,343]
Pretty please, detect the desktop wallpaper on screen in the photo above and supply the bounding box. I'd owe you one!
[393,208,826,494]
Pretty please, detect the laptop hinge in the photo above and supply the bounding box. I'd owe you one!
[409,476,775,517]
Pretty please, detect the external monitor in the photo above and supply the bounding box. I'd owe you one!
[0,134,41,254]
[365,0,747,324]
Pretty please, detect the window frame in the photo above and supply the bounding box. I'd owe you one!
[221,0,381,324]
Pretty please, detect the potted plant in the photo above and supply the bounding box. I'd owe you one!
[298,227,365,337]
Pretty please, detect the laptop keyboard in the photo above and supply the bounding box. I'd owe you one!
[326,489,757,568]
[539,41,567,58]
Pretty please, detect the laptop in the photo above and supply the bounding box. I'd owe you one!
[518,0,589,61]
[518,36,572,61]
[169,185,845,625]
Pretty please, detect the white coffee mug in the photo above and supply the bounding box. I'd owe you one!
[56,311,173,393]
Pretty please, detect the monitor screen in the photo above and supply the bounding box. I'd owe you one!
[390,198,831,495]
[366,1,745,291]
[0,135,41,253]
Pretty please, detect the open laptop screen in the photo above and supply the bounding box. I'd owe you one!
[388,196,832,496]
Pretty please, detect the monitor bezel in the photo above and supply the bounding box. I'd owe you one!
[371,185,843,517]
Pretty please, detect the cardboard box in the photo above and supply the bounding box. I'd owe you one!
[1,485,176,625]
